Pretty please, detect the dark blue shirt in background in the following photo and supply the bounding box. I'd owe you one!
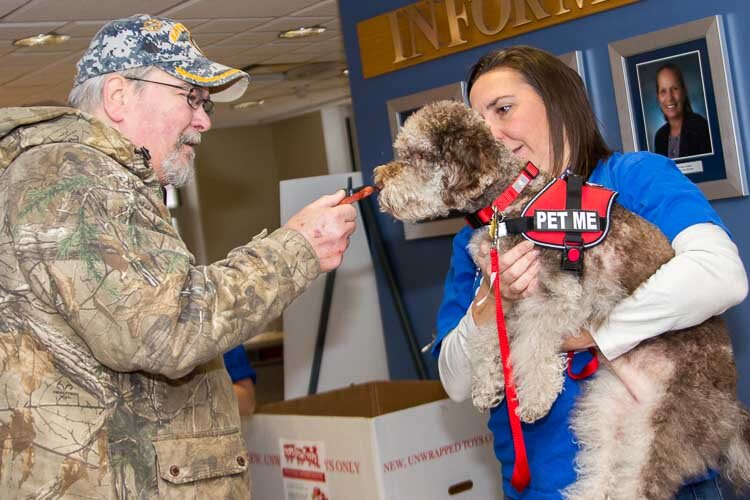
[223,345,256,384]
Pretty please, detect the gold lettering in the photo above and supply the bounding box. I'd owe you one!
[405,2,440,50]
[512,0,551,27]
[387,12,411,63]
[556,0,584,15]
[445,0,469,47]
[472,0,512,35]
[557,0,609,15]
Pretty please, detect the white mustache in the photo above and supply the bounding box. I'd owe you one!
[179,132,202,146]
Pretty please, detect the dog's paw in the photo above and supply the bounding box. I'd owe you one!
[515,370,565,423]
[467,227,491,267]
[516,400,551,423]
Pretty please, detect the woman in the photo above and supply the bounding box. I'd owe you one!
[653,62,711,158]
[434,46,747,499]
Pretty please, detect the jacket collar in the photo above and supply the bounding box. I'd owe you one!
[0,106,158,186]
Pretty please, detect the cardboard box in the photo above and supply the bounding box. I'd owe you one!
[242,381,503,499]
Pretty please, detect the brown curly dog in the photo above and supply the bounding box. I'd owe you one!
[374,100,750,499]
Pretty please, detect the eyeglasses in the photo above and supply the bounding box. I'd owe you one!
[124,77,215,116]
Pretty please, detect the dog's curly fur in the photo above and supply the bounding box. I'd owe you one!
[374,100,750,499]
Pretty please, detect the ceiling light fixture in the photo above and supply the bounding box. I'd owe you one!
[233,99,266,110]
[278,26,326,39]
[13,33,70,47]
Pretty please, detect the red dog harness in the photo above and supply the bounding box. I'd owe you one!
[468,173,618,274]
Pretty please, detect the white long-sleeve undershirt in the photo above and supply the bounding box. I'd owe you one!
[438,223,748,402]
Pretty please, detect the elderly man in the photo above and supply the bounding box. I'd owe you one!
[0,14,355,498]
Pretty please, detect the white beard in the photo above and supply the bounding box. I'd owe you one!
[159,131,201,187]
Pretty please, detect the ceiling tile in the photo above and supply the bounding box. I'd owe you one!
[321,18,342,32]
[4,49,75,67]
[0,65,37,85]
[10,85,64,106]
[251,16,333,32]
[0,22,66,40]
[55,20,109,37]
[208,31,278,48]
[289,38,344,54]
[290,0,339,17]
[201,44,252,61]
[0,0,27,18]
[5,0,184,21]
[256,52,313,65]
[189,32,234,46]
[4,60,77,88]
[190,18,271,34]
[240,44,299,60]
[0,42,15,57]
[163,0,321,19]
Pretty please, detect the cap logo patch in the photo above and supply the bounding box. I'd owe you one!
[169,23,189,43]
[143,19,162,32]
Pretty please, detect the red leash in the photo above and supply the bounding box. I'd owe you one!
[480,162,538,493]
[478,161,601,492]
[490,247,531,492]
[567,347,599,380]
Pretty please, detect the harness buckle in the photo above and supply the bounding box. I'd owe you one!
[561,238,584,274]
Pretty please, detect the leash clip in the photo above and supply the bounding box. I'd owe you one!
[489,207,505,247]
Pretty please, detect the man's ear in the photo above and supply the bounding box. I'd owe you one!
[101,74,128,123]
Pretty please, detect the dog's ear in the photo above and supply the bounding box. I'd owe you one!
[428,102,503,208]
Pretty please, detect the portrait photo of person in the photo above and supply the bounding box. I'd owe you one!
[636,51,714,160]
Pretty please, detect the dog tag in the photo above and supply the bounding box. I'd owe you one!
[489,216,498,241]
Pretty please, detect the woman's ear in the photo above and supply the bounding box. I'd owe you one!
[101,74,128,123]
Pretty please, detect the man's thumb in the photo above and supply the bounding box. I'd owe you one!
[313,189,347,207]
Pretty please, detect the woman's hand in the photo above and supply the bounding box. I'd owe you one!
[475,239,541,300]
[470,240,541,327]
[560,328,596,352]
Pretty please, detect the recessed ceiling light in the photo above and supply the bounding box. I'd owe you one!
[13,33,70,47]
[233,99,266,110]
[278,26,326,39]
[342,69,349,76]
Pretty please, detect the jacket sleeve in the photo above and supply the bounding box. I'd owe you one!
[433,226,478,356]
[8,144,320,379]
[591,223,747,359]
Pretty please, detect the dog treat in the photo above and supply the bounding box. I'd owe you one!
[338,185,378,205]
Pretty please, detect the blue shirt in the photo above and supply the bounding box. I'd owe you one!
[223,345,257,384]
[434,152,726,499]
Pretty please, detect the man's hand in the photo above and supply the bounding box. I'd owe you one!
[284,190,357,272]
[475,239,540,300]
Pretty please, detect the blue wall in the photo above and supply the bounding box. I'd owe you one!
[338,0,750,412]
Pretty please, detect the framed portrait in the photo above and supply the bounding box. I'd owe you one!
[609,16,747,200]
[386,81,468,240]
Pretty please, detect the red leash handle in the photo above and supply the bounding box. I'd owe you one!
[490,248,531,492]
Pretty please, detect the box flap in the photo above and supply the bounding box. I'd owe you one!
[256,380,447,418]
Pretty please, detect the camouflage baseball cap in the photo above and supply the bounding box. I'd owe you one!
[74,14,249,102]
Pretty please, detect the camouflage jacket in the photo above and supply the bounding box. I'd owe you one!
[0,107,320,498]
